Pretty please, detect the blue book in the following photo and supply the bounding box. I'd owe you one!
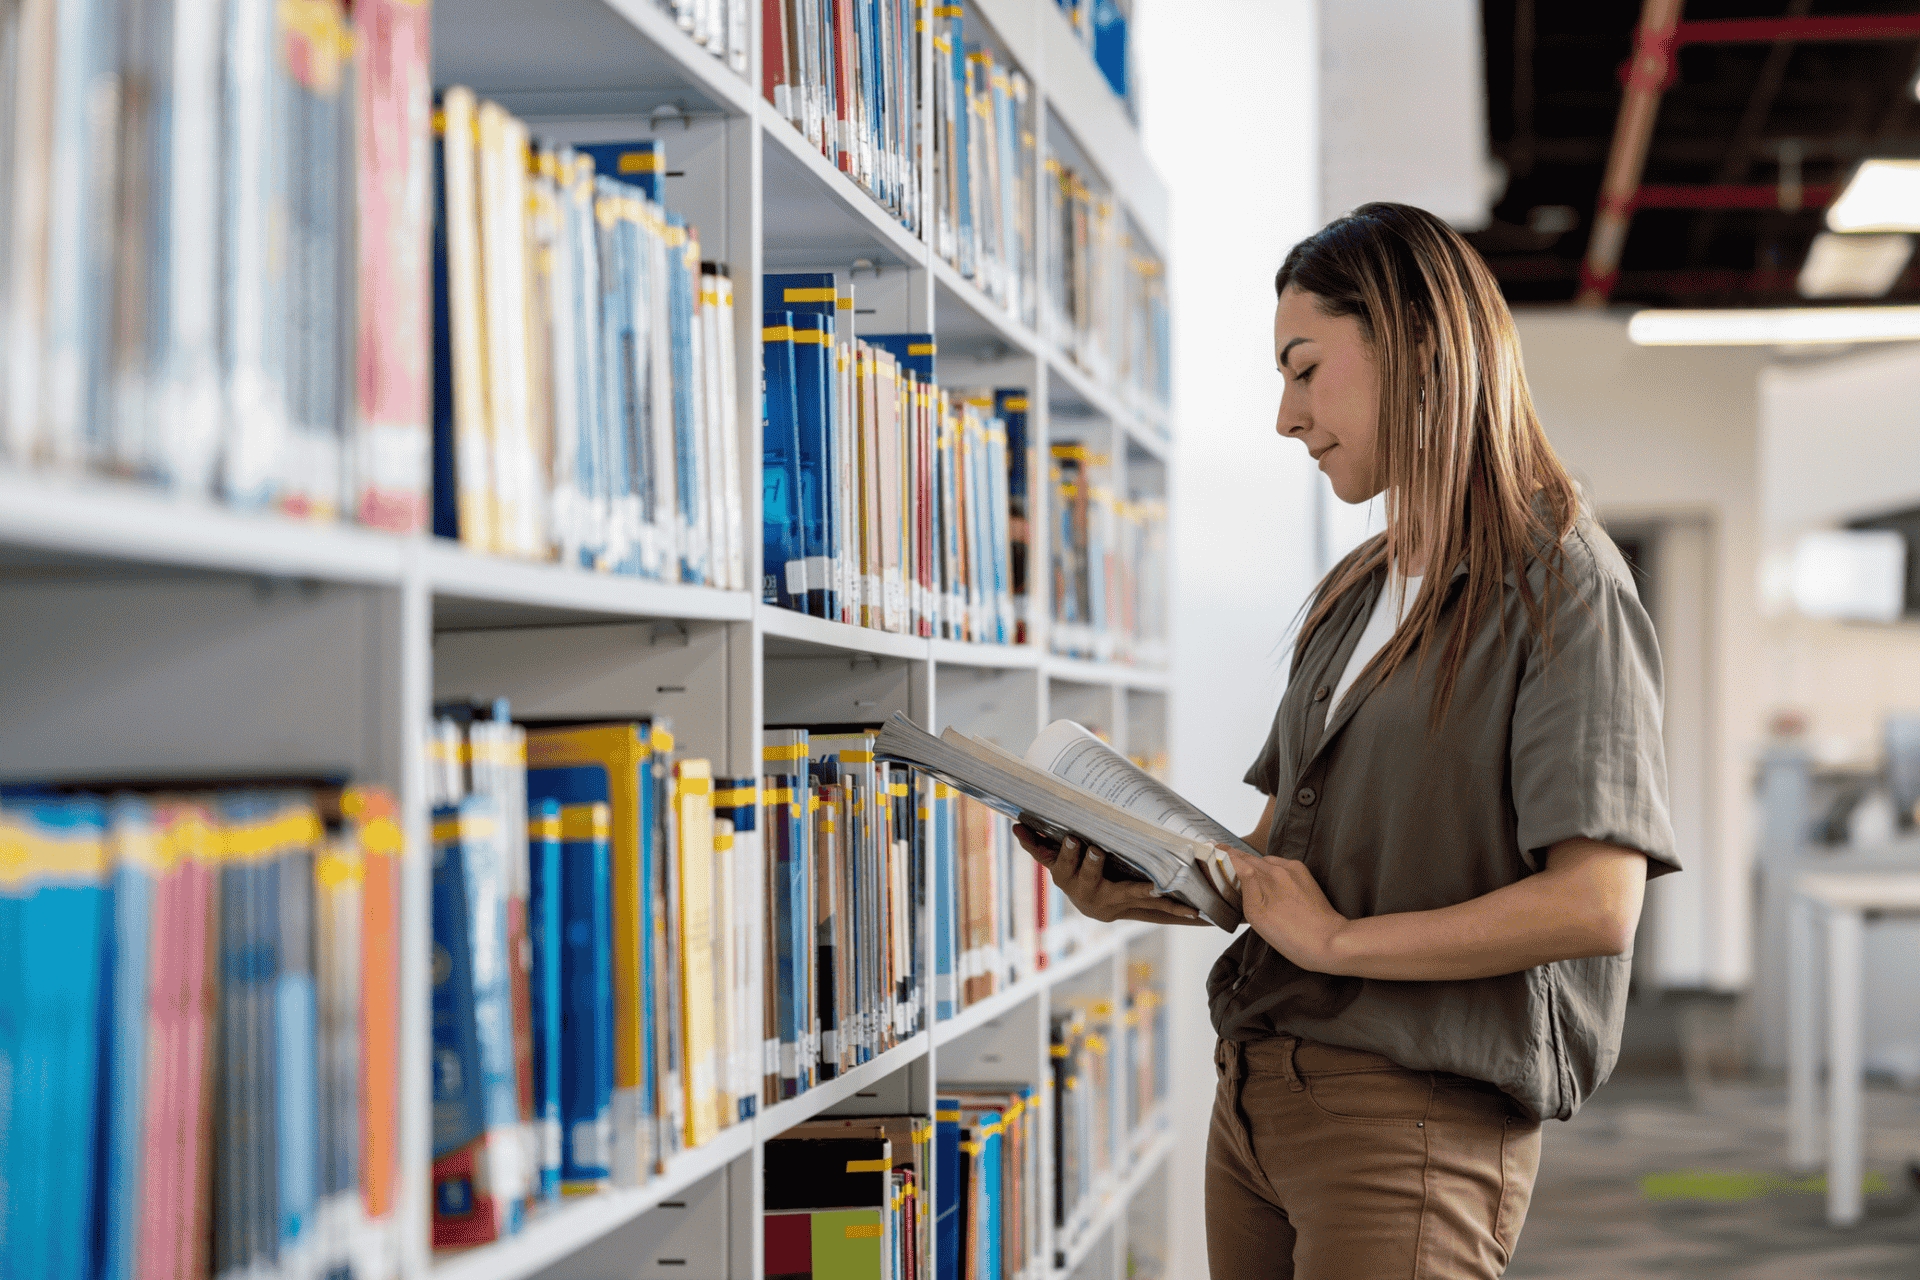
[949,6,973,278]
[273,803,321,1269]
[430,794,526,1244]
[665,213,704,584]
[100,796,156,1280]
[934,1098,962,1280]
[766,275,840,619]
[2,797,109,1280]
[973,1109,1004,1280]
[792,312,837,620]
[564,152,609,570]
[932,782,956,1021]
[1092,0,1129,103]
[527,799,564,1199]
[595,179,644,578]
[762,730,810,1097]
[430,120,458,541]
[575,139,665,203]
[762,313,806,611]
[556,802,613,1189]
[864,333,935,383]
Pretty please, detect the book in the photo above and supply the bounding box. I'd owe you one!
[525,721,659,1185]
[526,798,564,1200]
[555,801,614,1191]
[873,715,1246,930]
[429,794,528,1247]
[763,312,806,610]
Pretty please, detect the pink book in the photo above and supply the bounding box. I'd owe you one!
[352,0,435,532]
[136,859,182,1280]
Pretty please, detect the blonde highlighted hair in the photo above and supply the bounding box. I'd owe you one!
[1277,202,1578,724]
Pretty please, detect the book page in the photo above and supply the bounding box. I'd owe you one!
[1024,720,1252,853]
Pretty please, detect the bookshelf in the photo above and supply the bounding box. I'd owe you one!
[0,1,1175,1279]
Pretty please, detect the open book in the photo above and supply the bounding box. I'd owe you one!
[872,713,1249,931]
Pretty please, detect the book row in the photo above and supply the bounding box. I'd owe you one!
[0,0,432,520]
[432,99,747,586]
[1043,157,1171,414]
[1051,0,1135,116]
[0,784,404,1280]
[929,13,1039,329]
[756,976,1167,1280]
[427,707,766,1246]
[764,1114,931,1280]
[762,274,1026,641]
[762,0,923,234]
[1048,444,1168,666]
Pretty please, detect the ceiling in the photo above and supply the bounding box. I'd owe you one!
[1471,0,1920,308]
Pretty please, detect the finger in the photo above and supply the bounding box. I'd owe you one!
[1067,838,1108,894]
[1012,824,1058,864]
[1048,835,1085,888]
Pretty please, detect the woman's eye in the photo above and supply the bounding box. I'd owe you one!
[1296,365,1316,383]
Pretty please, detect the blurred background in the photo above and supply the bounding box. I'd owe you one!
[1145,2,1920,1276]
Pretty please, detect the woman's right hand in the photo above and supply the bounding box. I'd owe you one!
[1012,824,1206,926]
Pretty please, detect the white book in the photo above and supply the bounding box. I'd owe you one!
[875,714,1248,930]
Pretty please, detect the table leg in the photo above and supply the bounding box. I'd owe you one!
[1787,894,1819,1169]
[1826,906,1864,1226]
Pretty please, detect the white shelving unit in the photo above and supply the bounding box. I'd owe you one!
[0,3,1174,1278]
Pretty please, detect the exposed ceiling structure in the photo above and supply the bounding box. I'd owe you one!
[1472,0,1920,308]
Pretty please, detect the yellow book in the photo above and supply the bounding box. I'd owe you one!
[436,88,496,551]
[673,759,721,1146]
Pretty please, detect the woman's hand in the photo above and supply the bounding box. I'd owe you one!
[1012,824,1206,926]
[1225,847,1351,971]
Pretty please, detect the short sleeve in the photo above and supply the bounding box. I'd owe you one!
[1510,541,1680,877]
[1243,703,1283,796]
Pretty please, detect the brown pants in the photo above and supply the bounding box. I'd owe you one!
[1206,1037,1541,1279]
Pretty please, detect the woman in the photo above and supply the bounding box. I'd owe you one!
[1014,203,1678,1279]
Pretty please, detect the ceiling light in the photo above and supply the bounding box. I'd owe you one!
[1826,159,1920,233]
[1798,232,1914,298]
[1627,305,1920,346]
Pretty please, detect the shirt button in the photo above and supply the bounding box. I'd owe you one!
[1296,787,1317,807]
[1313,685,1329,701]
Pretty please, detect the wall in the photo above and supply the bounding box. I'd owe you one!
[1136,1,1323,1275]
[1761,344,1920,536]
[1758,344,1920,769]
[1317,0,1499,228]
[1513,310,1771,992]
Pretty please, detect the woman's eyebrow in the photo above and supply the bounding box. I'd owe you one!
[1278,337,1312,370]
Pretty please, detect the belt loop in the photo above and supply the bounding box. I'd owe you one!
[1228,1040,1246,1082]
[1285,1036,1306,1092]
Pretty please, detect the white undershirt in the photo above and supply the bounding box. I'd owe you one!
[1325,572,1423,725]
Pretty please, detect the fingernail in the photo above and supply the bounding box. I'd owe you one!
[1089,848,1102,860]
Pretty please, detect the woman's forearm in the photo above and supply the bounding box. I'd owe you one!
[1317,838,1647,981]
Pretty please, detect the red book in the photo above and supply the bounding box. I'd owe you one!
[762,0,790,114]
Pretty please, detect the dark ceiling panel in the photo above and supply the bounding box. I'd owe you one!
[1472,0,1920,307]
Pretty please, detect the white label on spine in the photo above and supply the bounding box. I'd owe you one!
[805,555,832,589]
[785,558,806,594]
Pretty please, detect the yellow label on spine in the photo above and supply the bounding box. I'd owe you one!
[844,1158,892,1173]
[617,151,660,173]
[763,325,794,342]
[783,287,836,302]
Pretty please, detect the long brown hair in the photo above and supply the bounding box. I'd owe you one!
[1278,202,1578,723]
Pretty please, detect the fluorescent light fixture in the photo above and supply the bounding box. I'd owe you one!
[1827,159,1920,233]
[1628,305,1920,346]
[1798,232,1915,298]
[1792,530,1906,623]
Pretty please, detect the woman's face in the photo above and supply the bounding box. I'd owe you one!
[1274,286,1383,504]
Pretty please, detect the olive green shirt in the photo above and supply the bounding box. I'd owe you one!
[1210,501,1679,1122]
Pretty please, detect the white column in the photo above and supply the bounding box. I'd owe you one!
[1825,905,1864,1226]
[1786,892,1819,1170]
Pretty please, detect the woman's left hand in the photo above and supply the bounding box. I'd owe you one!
[1225,847,1352,974]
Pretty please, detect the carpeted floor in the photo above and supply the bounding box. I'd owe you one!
[1507,1076,1920,1278]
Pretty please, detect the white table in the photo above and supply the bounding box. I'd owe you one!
[1787,867,1920,1225]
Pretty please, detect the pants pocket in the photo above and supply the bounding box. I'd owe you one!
[1300,1065,1433,1125]
[1495,1112,1542,1259]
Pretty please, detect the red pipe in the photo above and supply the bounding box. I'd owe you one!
[1634,182,1838,210]
[1673,14,1920,46]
